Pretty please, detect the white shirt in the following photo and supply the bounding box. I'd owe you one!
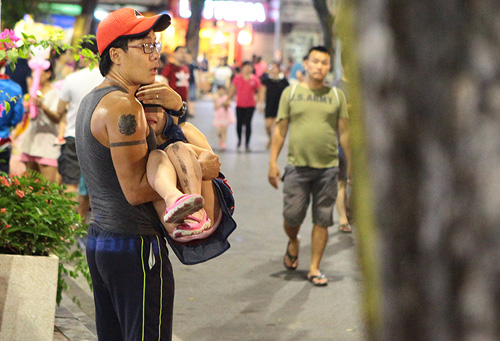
[59,67,103,137]
[213,65,233,84]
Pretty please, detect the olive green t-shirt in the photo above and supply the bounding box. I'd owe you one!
[276,84,348,168]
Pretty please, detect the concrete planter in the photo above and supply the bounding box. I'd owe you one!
[0,253,59,341]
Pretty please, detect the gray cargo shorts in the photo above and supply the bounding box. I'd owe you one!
[282,164,338,228]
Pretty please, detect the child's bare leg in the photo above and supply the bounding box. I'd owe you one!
[200,180,221,228]
[165,142,206,223]
[165,142,202,195]
[147,149,185,235]
[147,149,185,202]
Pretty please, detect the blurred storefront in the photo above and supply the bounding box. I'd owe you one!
[160,0,273,69]
[17,0,327,70]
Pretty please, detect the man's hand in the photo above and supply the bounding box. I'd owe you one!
[136,83,182,111]
[198,151,221,180]
[268,165,281,189]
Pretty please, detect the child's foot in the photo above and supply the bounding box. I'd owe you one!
[171,210,211,240]
[219,141,226,150]
[164,194,204,223]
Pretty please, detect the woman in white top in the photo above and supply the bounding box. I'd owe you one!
[19,62,61,182]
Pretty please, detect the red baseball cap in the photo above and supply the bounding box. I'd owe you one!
[97,7,171,56]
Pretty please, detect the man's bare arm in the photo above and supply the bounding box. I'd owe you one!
[268,118,289,189]
[104,100,162,205]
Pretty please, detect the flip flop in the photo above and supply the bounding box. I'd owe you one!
[164,194,204,223]
[339,223,352,233]
[307,273,328,287]
[283,241,299,271]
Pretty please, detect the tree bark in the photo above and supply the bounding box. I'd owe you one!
[71,0,98,43]
[185,0,204,58]
[352,1,500,340]
[312,0,335,54]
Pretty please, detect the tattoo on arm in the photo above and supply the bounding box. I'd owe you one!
[109,140,146,147]
[118,114,138,135]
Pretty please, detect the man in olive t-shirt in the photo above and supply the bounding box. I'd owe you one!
[268,46,351,287]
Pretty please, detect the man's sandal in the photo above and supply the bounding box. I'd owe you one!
[164,194,204,223]
[307,273,328,287]
[339,223,352,233]
[283,241,299,271]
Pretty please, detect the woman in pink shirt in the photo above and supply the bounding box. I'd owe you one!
[226,61,264,152]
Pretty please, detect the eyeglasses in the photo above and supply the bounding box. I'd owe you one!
[127,42,162,55]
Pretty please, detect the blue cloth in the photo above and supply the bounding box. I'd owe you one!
[0,79,24,140]
[158,113,188,150]
[289,62,305,80]
[164,174,237,265]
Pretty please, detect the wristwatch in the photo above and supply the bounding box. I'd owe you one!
[168,101,187,117]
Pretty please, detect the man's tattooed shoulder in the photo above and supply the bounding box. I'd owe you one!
[118,114,137,136]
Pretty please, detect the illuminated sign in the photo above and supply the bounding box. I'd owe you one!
[180,0,266,23]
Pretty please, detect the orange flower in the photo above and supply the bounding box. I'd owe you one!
[0,208,6,213]
[0,177,9,187]
[15,189,25,198]
[12,178,20,186]
[29,186,33,190]
[5,225,11,229]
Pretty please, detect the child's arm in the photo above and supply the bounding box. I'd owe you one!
[213,96,219,110]
[180,122,220,180]
[54,114,66,144]
[58,115,67,139]
[180,122,213,152]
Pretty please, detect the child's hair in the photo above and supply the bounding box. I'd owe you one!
[217,85,226,91]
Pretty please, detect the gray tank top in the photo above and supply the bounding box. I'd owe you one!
[75,85,161,235]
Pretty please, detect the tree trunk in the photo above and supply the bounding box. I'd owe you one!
[350,1,500,340]
[312,0,335,53]
[71,0,98,43]
[185,0,204,58]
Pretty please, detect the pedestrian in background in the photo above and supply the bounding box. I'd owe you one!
[161,45,190,123]
[212,56,233,93]
[226,61,264,152]
[213,85,235,150]
[56,38,102,222]
[268,46,351,287]
[18,61,61,183]
[261,61,289,149]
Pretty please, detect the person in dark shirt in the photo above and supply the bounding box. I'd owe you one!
[261,61,289,148]
[5,58,31,95]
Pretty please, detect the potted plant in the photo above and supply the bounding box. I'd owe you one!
[0,171,91,339]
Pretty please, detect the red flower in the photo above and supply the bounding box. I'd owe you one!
[16,189,25,198]
[0,177,9,187]
[5,225,11,229]
[12,178,20,186]
[0,208,6,213]
[29,186,33,190]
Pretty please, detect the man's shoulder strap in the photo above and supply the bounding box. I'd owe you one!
[289,84,297,100]
[331,86,339,103]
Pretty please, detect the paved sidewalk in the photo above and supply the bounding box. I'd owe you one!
[54,95,364,340]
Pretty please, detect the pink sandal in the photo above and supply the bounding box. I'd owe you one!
[171,211,211,240]
[164,194,204,223]
[171,209,222,243]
